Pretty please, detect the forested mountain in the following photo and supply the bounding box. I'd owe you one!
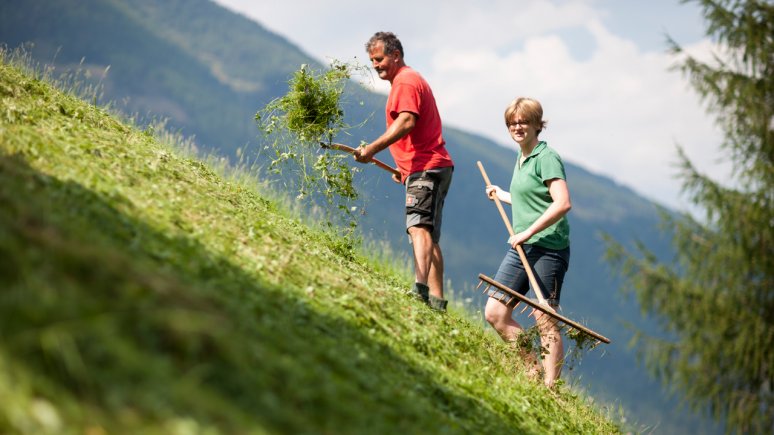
[0,1,721,432]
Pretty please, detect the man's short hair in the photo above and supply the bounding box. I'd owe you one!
[366,31,404,58]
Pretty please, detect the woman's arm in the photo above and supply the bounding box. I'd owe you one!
[508,178,571,246]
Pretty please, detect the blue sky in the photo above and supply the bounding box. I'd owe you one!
[213,0,726,211]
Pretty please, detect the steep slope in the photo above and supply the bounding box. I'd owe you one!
[0,52,622,434]
[0,1,722,433]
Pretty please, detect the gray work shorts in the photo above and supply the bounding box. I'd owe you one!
[404,166,453,243]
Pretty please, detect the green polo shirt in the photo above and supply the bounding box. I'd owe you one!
[509,141,570,250]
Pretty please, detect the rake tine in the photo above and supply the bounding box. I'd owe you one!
[476,280,484,291]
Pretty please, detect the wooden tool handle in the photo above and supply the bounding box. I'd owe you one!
[323,142,401,178]
[477,161,516,235]
[477,161,549,307]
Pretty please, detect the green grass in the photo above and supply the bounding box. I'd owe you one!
[0,52,622,434]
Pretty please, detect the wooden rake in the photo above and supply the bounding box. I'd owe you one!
[320,142,400,178]
[476,161,610,345]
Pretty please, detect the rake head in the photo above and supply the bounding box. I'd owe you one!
[477,273,611,345]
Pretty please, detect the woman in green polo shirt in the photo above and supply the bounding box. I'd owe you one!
[484,97,572,388]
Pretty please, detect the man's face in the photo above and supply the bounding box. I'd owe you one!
[368,41,401,82]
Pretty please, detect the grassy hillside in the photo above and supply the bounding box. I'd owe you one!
[0,52,622,434]
[2,3,727,433]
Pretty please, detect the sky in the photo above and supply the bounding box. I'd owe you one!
[212,0,728,211]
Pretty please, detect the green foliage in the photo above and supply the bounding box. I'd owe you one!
[0,50,622,434]
[606,1,773,432]
[255,62,368,230]
[262,63,347,142]
[564,327,603,366]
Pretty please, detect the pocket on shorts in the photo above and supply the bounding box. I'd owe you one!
[405,177,434,216]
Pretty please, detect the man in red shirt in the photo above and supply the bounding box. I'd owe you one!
[354,31,454,311]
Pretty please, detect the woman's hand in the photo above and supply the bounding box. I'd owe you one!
[507,231,531,248]
[485,185,510,203]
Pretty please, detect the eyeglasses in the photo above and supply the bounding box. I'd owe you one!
[507,120,529,129]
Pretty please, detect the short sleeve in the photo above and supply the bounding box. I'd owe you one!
[387,83,420,119]
[538,151,566,183]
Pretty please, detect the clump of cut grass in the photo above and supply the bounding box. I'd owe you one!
[564,323,604,368]
[261,62,346,143]
[503,304,606,380]
[255,61,369,231]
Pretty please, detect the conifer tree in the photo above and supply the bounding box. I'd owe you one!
[605,1,773,432]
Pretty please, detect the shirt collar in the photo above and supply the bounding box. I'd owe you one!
[522,141,547,159]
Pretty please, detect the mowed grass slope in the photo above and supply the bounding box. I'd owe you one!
[0,56,621,434]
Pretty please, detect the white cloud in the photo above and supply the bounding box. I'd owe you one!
[212,0,729,211]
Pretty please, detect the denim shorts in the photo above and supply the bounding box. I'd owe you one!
[405,166,453,243]
[486,244,570,307]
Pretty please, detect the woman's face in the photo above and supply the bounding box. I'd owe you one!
[507,112,538,146]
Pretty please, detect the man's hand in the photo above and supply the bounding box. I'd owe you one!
[353,145,373,163]
[356,112,415,164]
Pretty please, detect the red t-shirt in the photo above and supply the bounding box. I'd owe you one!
[386,66,454,181]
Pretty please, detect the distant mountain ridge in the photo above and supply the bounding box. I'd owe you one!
[0,1,721,433]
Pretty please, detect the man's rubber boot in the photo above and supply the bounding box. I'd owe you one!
[428,295,448,312]
[411,282,430,304]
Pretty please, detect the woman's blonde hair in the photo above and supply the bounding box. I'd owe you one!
[504,97,547,134]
